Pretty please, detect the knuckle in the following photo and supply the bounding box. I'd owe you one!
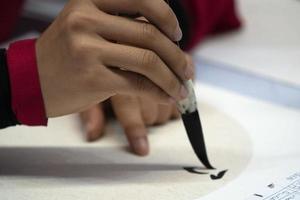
[174,49,188,72]
[132,74,167,101]
[140,50,160,68]
[156,107,172,124]
[144,113,156,125]
[179,51,188,67]
[166,76,180,94]
[140,23,158,43]
[64,10,90,32]
[134,75,149,92]
[69,39,89,58]
[68,36,107,60]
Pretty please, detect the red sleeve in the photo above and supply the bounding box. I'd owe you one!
[182,0,242,50]
[0,0,25,43]
[7,39,48,126]
[1,1,47,126]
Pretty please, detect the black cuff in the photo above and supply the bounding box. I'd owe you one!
[0,49,20,129]
[169,0,191,49]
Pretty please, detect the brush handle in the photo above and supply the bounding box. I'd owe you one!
[164,0,197,114]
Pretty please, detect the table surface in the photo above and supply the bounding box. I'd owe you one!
[195,0,300,87]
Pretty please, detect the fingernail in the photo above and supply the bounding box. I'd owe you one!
[185,65,194,80]
[87,132,97,142]
[132,137,149,156]
[179,85,189,100]
[86,122,96,142]
[174,24,183,41]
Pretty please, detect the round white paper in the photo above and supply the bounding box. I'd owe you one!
[0,103,252,200]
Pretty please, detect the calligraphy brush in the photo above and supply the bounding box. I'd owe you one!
[176,80,214,169]
[165,0,214,169]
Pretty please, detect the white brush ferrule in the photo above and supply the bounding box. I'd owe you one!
[176,80,197,114]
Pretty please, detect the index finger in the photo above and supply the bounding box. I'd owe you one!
[92,0,182,41]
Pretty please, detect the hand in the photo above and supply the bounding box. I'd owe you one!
[80,54,195,156]
[80,95,180,156]
[36,0,193,117]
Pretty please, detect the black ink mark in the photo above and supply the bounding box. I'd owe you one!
[210,170,228,180]
[183,167,209,175]
[183,167,228,181]
[267,183,275,189]
[254,194,264,198]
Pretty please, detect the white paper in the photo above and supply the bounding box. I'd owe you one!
[0,84,300,200]
[0,83,253,200]
[246,172,300,200]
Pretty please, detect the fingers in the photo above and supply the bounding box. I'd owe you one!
[171,103,181,119]
[101,43,188,101]
[139,98,158,126]
[156,104,173,124]
[95,14,191,81]
[111,95,149,156]
[139,96,180,126]
[80,104,106,142]
[110,94,179,156]
[92,0,182,41]
[108,68,171,104]
[185,53,195,80]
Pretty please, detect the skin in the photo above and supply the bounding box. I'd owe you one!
[36,0,194,118]
[35,0,195,156]
[80,54,195,156]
